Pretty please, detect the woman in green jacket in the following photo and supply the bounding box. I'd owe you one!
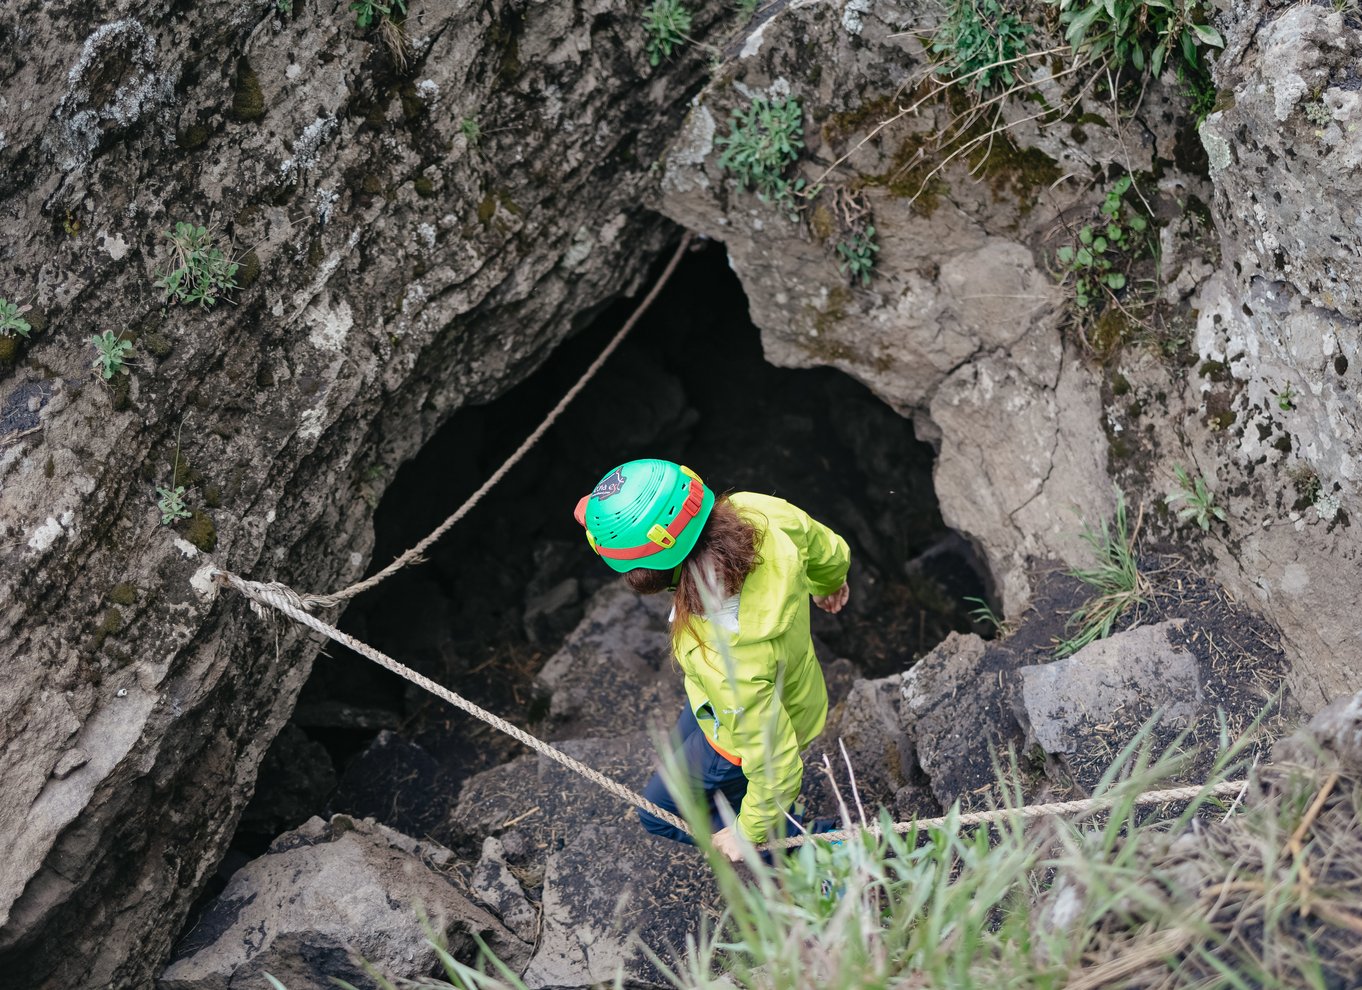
[574,458,850,860]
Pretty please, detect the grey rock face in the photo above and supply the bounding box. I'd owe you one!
[816,674,912,816]
[449,734,715,989]
[533,582,682,739]
[159,815,530,990]
[1187,0,1362,712]
[653,0,1191,614]
[900,631,1025,807]
[0,0,722,982]
[1015,622,1203,773]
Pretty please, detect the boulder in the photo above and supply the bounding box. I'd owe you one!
[470,837,539,947]
[449,734,713,988]
[813,674,913,819]
[238,724,338,839]
[1014,622,1204,789]
[1181,0,1362,713]
[900,632,1027,808]
[327,731,449,839]
[533,583,683,740]
[159,816,530,990]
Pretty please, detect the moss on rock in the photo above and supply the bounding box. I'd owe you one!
[182,510,217,553]
[109,582,137,606]
[231,57,265,122]
[93,607,124,650]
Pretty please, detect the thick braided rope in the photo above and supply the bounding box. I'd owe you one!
[218,568,1247,852]
[214,569,694,837]
[762,779,1248,850]
[298,231,696,610]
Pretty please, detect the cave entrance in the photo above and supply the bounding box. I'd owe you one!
[236,237,990,853]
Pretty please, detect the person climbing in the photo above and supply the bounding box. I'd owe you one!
[574,458,850,861]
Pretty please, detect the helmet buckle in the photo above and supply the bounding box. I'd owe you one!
[646,524,677,549]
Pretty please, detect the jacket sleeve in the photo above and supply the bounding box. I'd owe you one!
[791,503,851,596]
[701,658,804,843]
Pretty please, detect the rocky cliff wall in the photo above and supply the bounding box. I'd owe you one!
[0,0,723,984]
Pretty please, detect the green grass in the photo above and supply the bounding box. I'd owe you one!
[643,0,693,65]
[1166,465,1228,532]
[716,96,806,219]
[155,222,240,308]
[325,710,1362,990]
[930,0,1033,91]
[1055,485,1148,657]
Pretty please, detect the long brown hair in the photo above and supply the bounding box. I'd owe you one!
[624,496,762,651]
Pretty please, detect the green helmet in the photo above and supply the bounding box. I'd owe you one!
[574,459,716,573]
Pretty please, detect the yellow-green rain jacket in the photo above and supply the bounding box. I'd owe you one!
[673,492,851,842]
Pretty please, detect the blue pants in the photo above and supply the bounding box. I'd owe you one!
[639,707,801,845]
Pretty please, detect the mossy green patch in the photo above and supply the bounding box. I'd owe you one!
[111,375,132,411]
[820,95,900,149]
[307,236,325,267]
[414,176,435,197]
[968,133,1061,207]
[177,124,211,150]
[361,174,384,195]
[1198,360,1229,382]
[182,511,218,553]
[236,251,262,290]
[109,582,137,606]
[172,457,204,489]
[0,335,18,364]
[203,484,222,508]
[93,606,124,650]
[809,203,835,241]
[231,57,265,123]
[143,332,173,359]
[811,285,850,336]
[43,456,55,479]
[1088,307,1135,362]
[399,84,423,123]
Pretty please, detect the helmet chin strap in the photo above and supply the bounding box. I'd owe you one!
[667,563,683,592]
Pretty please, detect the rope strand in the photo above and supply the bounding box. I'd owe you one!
[214,567,1246,852]
[298,231,695,610]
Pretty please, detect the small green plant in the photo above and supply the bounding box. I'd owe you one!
[931,0,1033,91]
[90,331,133,380]
[1166,465,1227,531]
[155,222,240,308]
[1303,100,1332,128]
[1287,464,1322,509]
[1047,0,1224,80]
[717,96,806,217]
[459,116,481,146]
[1277,383,1296,411]
[642,0,693,66]
[1055,175,1149,310]
[351,0,405,29]
[156,484,192,525]
[0,297,32,338]
[836,226,879,286]
[276,0,292,13]
[964,595,1005,632]
[737,0,760,17]
[1056,487,1148,657]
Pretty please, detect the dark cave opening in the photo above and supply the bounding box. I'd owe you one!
[223,237,993,868]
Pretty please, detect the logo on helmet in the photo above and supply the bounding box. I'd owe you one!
[591,468,627,500]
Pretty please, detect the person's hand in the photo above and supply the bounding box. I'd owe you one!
[814,581,850,614]
[710,825,744,862]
